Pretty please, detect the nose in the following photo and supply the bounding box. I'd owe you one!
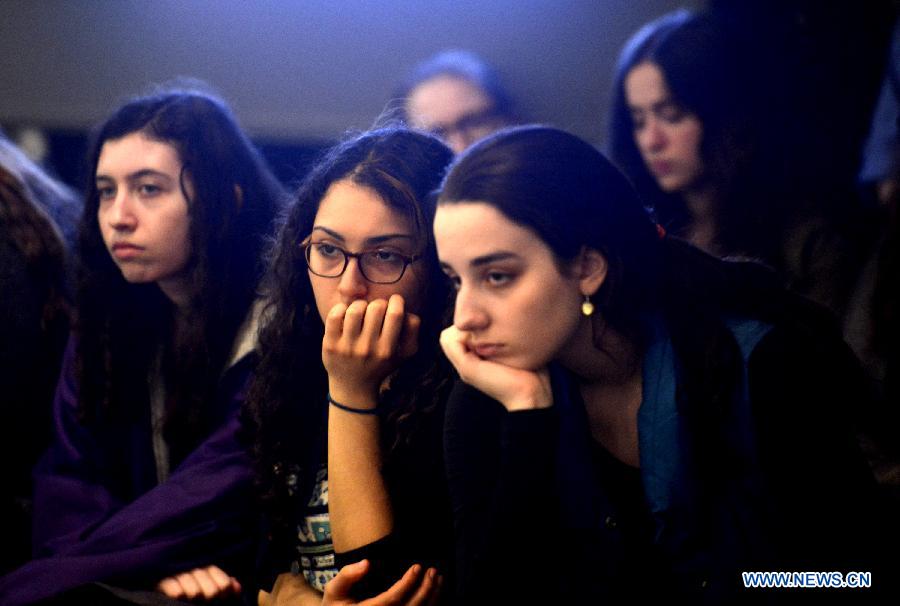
[453,284,488,332]
[638,118,667,153]
[337,256,369,302]
[103,191,137,232]
[445,131,470,155]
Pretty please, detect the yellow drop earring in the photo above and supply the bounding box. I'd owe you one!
[581,294,595,317]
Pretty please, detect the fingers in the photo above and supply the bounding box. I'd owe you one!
[440,325,474,375]
[362,563,423,605]
[326,296,415,362]
[397,312,421,360]
[325,300,368,345]
[440,326,553,411]
[156,567,239,601]
[189,567,221,599]
[177,572,201,599]
[207,565,241,594]
[343,299,370,343]
[424,573,443,606]
[157,576,183,598]
[324,302,349,346]
[404,567,441,606]
[323,559,370,601]
[323,562,440,606]
[361,298,390,347]
[377,295,405,351]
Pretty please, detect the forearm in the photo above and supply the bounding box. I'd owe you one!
[445,381,558,600]
[326,387,393,554]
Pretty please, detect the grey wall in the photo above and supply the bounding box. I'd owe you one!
[0,0,694,145]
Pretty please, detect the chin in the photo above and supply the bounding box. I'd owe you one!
[500,352,552,372]
[117,270,152,284]
[657,177,687,194]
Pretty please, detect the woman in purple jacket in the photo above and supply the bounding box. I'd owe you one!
[0,85,284,604]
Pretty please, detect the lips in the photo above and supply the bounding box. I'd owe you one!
[471,343,503,358]
[111,242,144,260]
[649,160,674,176]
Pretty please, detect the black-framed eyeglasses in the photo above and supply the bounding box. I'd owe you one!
[303,240,420,284]
[430,106,505,141]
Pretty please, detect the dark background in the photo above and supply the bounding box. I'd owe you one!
[0,0,694,186]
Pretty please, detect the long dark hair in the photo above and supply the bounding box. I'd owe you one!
[0,149,77,491]
[77,86,285,464]
[245,127,454,559]
[439,125,806,546]
[0,162,72,336]
[607,10,772,259]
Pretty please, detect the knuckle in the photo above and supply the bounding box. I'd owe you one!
[385,306,404,320]
[352,344,372,359]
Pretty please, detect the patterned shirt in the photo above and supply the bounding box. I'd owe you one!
[293,467,337,591]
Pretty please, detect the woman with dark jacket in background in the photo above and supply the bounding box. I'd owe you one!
[608,10,864,319]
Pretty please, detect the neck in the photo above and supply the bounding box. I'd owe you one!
[158,275,193,313]
[560,316,644,468]
[682,184,722,255]
[557,315,641,387]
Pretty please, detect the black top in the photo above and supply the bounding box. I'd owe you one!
[270,395,455,602]
[444,311,898,604]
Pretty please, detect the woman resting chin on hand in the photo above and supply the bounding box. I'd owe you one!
[433,126,894,603]
[246,128,455,604]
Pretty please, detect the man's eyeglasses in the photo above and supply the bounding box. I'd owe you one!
[303,240,419,284]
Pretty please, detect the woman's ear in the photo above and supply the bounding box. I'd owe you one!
[577,247,608,296]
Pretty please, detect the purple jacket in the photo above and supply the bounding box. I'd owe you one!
[0,338,259,605]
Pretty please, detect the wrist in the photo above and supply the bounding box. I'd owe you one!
[504,395,553,412]
[502,378,553,412]
[328,392,379,415]
[327,382,378,410]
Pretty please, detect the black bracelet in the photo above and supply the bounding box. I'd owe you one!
[327,392,379,415]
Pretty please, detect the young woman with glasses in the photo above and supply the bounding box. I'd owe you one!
[433,126,893,603]
[247,127,455,605]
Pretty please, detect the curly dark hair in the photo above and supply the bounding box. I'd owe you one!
[244,127,455,563]
[76,86,285,464]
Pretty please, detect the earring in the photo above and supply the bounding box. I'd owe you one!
[581,294,595,317]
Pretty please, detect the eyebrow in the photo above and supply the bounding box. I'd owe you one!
[629,98,680,114]
[95,169,175,183]
[310,226,416,246]
[470,251,520,267]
